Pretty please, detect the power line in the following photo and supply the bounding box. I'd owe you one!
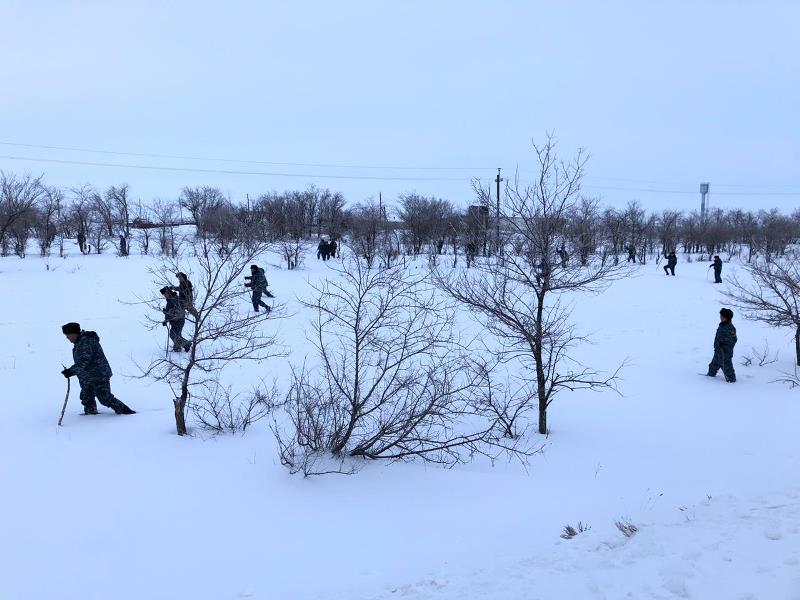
[0,154,471,182]
[4,140,799,189]
[2,144,799,196]
[0,141,490,172]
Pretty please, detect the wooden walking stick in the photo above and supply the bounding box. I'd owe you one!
[58,376,71,427]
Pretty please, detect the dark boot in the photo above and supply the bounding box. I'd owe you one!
[183,342,191,352]
[83,405,99,415]
[114,404,136,415]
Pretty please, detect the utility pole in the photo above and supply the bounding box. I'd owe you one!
[495,168,503,255]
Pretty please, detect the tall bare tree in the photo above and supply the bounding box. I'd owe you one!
[436,135,625,434]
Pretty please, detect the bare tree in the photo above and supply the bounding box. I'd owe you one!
[140,236,284,435]
[0,172,44,256]
[346,200,383,268]
[34,186,62,256]
[725,257,800,366]
[106,184,132,255]
[435,135,625,434]
[273,258,531,474]
[151,198,179,256]
[179,186,226,226]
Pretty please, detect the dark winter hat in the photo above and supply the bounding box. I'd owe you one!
[159,286,173,296]
[62,322,81,335]
[250,264,259,270]
[720,308,734,321]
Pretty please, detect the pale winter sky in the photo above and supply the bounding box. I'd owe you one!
[1,0,798,213]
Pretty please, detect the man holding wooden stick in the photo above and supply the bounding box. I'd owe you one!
[61,322,136,416]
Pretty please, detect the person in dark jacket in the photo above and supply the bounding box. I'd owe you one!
[171,272,199,318]
[626,245,636,263]
[61,323,135,415]
[329,239,337,259]
[161,287,191,352]
[557,245,569,268]
[663,251,677,276]
[317,240,326,260]
[707,308,737,382]
[244,264,272,313]
[710,255,723,283]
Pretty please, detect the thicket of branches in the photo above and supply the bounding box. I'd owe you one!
[272,257,538,475]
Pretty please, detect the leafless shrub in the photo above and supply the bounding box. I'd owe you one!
[560,522,591,539]
[278,236,308,270]
[615,519,639,538]
[774,366,800,388]
[469,359,535,439]
[193,381,279,434]
[272,258,539,475]
[740,340,779,367]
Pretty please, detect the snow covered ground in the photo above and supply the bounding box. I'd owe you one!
[1,246,798,600]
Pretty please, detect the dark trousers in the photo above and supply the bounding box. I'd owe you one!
[714,269,722,283]
[252,290,270,312]
[80,379,124,412]
[168,318,188,350]
[664,265,675,276]
[708,347,736,381]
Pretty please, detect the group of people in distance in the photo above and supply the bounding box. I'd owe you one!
[661,251,724,283]
[316,238,338,261]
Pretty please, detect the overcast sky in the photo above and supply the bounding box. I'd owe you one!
[2,0,798,213]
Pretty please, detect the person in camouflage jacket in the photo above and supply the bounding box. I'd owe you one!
[663,251,678,276]
[244,264,272,313]
[707,308,737,383]
[171,272,199,319]
[61,322,135,415]
[161,287,191,352]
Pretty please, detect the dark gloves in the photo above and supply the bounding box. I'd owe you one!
[162,321,167,326]
[61,368,74,378]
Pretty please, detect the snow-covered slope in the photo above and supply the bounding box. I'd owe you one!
[1,248,798,600]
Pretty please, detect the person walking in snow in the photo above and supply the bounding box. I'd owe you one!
[161,287,191,352]
[317,239,326,260]
[244,264,272,313]
[663,251,677,276]
[61,322,136,415]
[626,245,636,263]
[329,238,337,259]
[710,255,723,284]
[171,272,198,318]
[707,308,737,383]
[557,245,569,268]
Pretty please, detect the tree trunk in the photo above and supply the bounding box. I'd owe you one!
[174,397,187,435]
[535,291,548,434]
[795,326,800,367]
